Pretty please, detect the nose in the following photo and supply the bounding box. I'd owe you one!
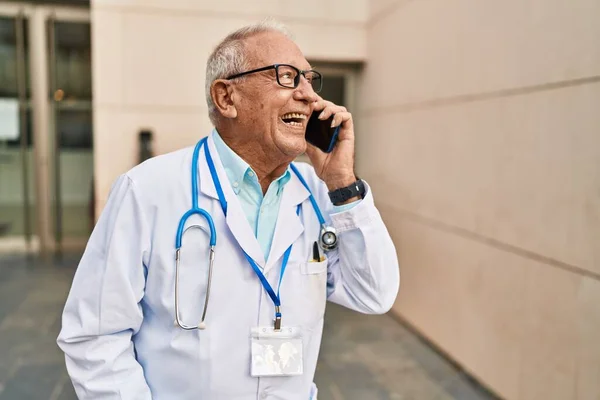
[293,75,318,103]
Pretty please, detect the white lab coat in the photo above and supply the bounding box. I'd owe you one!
[58,133,400,400]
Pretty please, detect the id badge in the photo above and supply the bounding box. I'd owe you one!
[250,326,303,377]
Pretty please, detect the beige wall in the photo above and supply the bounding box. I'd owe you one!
[91,0,368,213]
[360,0,600,399]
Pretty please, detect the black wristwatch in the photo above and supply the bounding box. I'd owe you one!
[328,179,366,205]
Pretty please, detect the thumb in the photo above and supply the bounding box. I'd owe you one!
[304,143,326,175]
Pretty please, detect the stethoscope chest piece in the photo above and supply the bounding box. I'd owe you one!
[319,225,338,251]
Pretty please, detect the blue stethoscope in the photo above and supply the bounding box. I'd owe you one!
[174,136,338,331]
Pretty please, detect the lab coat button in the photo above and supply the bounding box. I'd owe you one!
[260,392,268,399]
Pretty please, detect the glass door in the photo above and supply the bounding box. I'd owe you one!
[0,2,91,256]
[0,11,35,251]
[48,15,93,255]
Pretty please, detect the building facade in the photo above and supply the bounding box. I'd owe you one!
[0,0,599,399]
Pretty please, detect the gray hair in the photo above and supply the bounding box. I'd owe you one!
[205,19,293,125]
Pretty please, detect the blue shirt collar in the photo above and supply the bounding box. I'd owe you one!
[211,129,291,195]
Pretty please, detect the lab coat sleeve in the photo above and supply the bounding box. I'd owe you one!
[324,181,400,314]
[57,174,152,399]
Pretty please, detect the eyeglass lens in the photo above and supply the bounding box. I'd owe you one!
[276,65,322,93]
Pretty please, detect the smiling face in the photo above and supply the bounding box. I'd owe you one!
[227,31,318,160]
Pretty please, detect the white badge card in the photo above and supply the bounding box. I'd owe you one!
[250,326,303,377]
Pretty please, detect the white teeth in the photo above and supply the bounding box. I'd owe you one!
[281,113,307,120]
[281,112,306,127]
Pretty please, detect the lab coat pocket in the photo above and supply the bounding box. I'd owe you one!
[301,259,328,275]
[299,259,328,329]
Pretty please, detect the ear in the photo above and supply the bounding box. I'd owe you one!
[211,80,237,119]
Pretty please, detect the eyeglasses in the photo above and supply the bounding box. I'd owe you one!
[226,64,323,93]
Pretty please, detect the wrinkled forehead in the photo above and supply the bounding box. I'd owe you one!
[243,32,311,71]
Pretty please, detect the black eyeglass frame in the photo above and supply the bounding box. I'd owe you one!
[226,64,323,93]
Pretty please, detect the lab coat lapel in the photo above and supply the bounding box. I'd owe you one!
[198,134,266,267]
[264,167,310,273]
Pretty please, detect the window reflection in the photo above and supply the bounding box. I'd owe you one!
[0,17,30,98]
[57,108,92,149]
[52,21,92,101]
[52,22,92,151]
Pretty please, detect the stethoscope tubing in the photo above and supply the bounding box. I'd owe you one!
[173,136,336,331]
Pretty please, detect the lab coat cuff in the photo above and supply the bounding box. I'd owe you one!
[329,181,377,232]
[331,199,361,214]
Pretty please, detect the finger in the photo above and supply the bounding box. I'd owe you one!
[314,101,333,118]
[318,105,347,121]
[331,111,352,128]
[311,98,345,117]
[311,98,328,114]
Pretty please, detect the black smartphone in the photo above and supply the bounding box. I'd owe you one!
[305,111,340,153]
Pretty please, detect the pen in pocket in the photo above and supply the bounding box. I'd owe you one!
[312,241,320,262]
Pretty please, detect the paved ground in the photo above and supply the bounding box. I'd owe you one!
[0,254,498,400]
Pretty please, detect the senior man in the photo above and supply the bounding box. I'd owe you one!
[58,20,399,399]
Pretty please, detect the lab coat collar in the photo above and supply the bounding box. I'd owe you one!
[197,133,310,271]
[264,164,310,273]
[198,133,266,267]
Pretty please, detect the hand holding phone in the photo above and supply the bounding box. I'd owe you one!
[305,111,340,153]
[304,98,356,192]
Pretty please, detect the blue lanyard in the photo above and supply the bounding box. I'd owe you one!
[200,137,297,328]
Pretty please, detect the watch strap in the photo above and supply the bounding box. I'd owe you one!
[328,179,365,205]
